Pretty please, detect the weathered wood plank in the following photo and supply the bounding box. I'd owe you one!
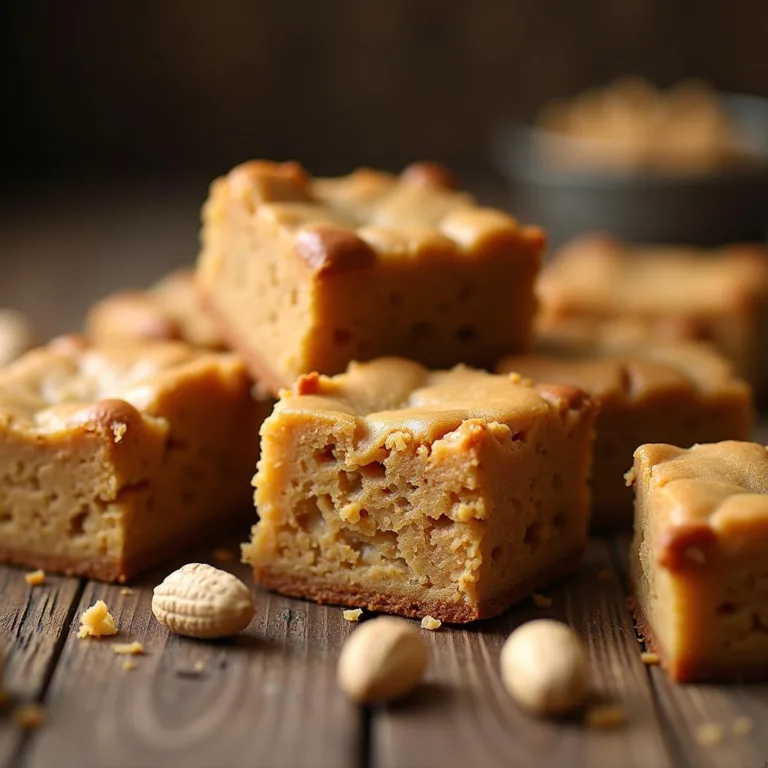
[373,539,677,768]
[0,566,83,768]
[19,545,362,768]
[614,536,768,768]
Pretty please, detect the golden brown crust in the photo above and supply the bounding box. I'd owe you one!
[253,546,584,624]
[400,161,460,191]
[294,226,377,277]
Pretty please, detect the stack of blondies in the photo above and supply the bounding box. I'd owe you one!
[2,159,768,683]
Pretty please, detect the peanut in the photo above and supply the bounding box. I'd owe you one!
[152,563,255,639]
[338,617,428,703]
[500,619,589,716]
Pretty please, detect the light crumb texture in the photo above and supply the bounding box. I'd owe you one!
[119,588,133,596]
[0,337,266,582]
[421,615,442,631]
[537,234,768,389]
[585,705,627,729]
[197,160,545,393]
[13,704,45,730]
[498,339,753,527]
[343,609,363,622]
[532,593,553,608]
[630,441,768,681]
[695,722,725,747]
[111,641,145,655]
[640,652,660,665]
[77,600,118,639]
[24,569,46,586]
[245,358,597,623]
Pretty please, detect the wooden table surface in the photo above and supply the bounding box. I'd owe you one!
[1,178,768,768]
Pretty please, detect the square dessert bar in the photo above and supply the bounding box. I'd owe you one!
[499,340,753,528]
[0,337,268,582]
[537,234,768,388]
[86,269,226,350]
[197,160,545,394]
[243,358,597,622]
[630,441,768,681]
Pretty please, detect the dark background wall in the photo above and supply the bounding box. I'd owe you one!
[7,0,768,183]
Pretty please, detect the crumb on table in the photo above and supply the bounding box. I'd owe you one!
[598,568,614,582]
[421,615,442,631]
[77,600,118,639]
[585,705,627,729]
[13,704,45,729]
[343,609,363,622]
[119,588,134,596]
[213,548,235,563]
[532,593,553,608]
[695,722,724,747]
[24,570,46,586]
[733,716,753,735]
[112,641,145,656]
[640,652,660,665]
[122,660,136,672]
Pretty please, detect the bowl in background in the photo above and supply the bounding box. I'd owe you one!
[491,93,768,250]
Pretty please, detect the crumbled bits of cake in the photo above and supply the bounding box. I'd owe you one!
[695,722,724,747]
[122,660,136,672]
[421,616,442,631]
[212,547,235,564]
[77,600,118,639]
[585,705,627,729]
[13,704,45,730]
[733,716,753,735]
[24,569,46,586]
[640,652,660,665]
[112,641,145,656]
[110,421,127,443]
[532,593,553,609]
[343,609,363,622]
[119,588,134,596]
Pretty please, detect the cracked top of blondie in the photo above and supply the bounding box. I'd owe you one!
[0,336,248,433]
[540,234,768,316]
[633,441,768,561]
[210,160,546,275]
[499,341,750,403]
[277,358,592,448]
[87,269,225,349]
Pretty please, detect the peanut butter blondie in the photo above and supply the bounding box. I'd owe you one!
[243,358,597,622]
[86,269,225,349]
[630,441,768,681]
[197,161,545,394]
[0,337,267,581]
[499,341,753,527]
[538,234,768,388]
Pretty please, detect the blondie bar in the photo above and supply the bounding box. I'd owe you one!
[243,358,597,622]
[197,161,545,394]
[499,341,753,527]
[538,234,768,387]
[86,269,225,349]
[0,337,267,581]
[630,441,768,681]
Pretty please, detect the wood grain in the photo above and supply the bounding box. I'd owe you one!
[373,540,676,768]
[19,542,362,768]
[614,536,768,768]
[0,567,83,768]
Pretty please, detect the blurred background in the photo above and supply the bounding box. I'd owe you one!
[3,0,768,333]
